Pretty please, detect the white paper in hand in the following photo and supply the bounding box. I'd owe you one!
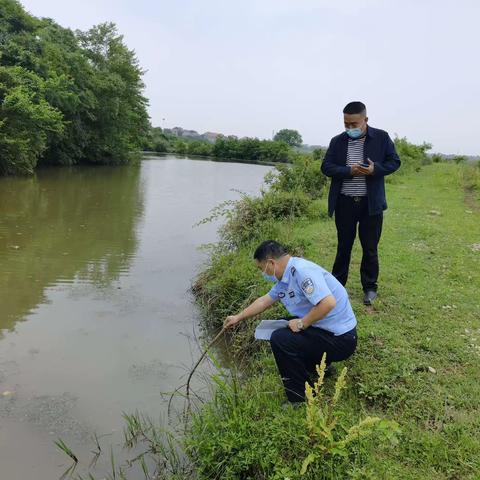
[254,319,289,341]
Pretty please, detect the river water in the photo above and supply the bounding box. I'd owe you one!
[0,156,270,479]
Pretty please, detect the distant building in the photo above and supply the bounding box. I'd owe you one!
[170,127,183,137]
[202,131,222,143]
[162,127,243,144]
[181,129,201,139]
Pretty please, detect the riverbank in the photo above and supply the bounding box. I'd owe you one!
[188,162,480,479]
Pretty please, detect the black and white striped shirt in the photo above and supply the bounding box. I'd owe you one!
[341,137,367,196]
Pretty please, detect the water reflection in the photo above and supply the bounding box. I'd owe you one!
[0,157,271,479]
[0,165,144,335]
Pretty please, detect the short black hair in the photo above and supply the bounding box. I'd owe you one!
[343,101,366,115]
[253,240,288,261]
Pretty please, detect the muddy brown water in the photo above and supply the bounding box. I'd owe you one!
[0,156,270,479]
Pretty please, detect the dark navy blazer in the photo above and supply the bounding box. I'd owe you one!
[321,126,401,216]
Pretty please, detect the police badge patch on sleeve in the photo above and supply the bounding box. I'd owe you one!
[301,278,315,295]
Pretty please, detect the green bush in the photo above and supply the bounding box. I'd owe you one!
[452,155,467,164]
[144,126,171,152]
[265,153,327,200]
[192,246,265,329]
[172,139,188,155]
[217,190,311,248]
[187,140,213,156]
[394,137,432,174]
[312,147,325,161]
[153,139,169,153]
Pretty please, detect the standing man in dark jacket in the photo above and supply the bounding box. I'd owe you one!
[321,102,401,305]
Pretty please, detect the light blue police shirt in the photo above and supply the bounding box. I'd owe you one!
[267,256,357,336]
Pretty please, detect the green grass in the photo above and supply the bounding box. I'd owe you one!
[189,163,480,479]
[464,162,480,204]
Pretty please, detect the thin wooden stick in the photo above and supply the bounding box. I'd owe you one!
[184,326,227,416]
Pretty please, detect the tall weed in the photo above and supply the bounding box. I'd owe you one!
[301,354,400,475]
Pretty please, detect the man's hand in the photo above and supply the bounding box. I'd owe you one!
[356,159,375,175]
[288,319,301,333]
[223,295,276,330]
[351,164,364,176]
[224,314,242,329]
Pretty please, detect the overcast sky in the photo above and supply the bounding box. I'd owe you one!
[20,0,478,154]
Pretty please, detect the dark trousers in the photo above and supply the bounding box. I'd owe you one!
[332,194,383,292]
[270,327,357,403]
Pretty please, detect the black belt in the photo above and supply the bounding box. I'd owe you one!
[341,194,366,203]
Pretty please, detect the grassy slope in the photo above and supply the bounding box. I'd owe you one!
[189,163,480,479]
[341,163,480,478]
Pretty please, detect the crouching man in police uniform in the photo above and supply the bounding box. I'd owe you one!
[224,240,357,404]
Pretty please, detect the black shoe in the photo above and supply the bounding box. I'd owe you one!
[363,290,378,305]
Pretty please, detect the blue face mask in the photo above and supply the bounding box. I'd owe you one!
[346,127,363,139]
[262,272,277,283]
[262,261,277,283]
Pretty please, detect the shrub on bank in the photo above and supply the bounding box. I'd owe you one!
[265,153,327,200]
[187,140,214,156]
[196,153,326,254]
[393,137,432,174]
[192,246,266,328]
[219,190,311,248]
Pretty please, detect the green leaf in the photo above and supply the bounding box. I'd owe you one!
[300,453,317,475]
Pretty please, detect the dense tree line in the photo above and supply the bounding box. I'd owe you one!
[145,130,301,164]
[212,136,292,163]
[0,0,149,175]
[144,127,310,164]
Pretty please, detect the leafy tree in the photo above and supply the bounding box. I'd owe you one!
[273,128,303,147]
[0,0,149,175]
[76,22,150,165]
[0,65,63,174]
[259,140,292,163]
